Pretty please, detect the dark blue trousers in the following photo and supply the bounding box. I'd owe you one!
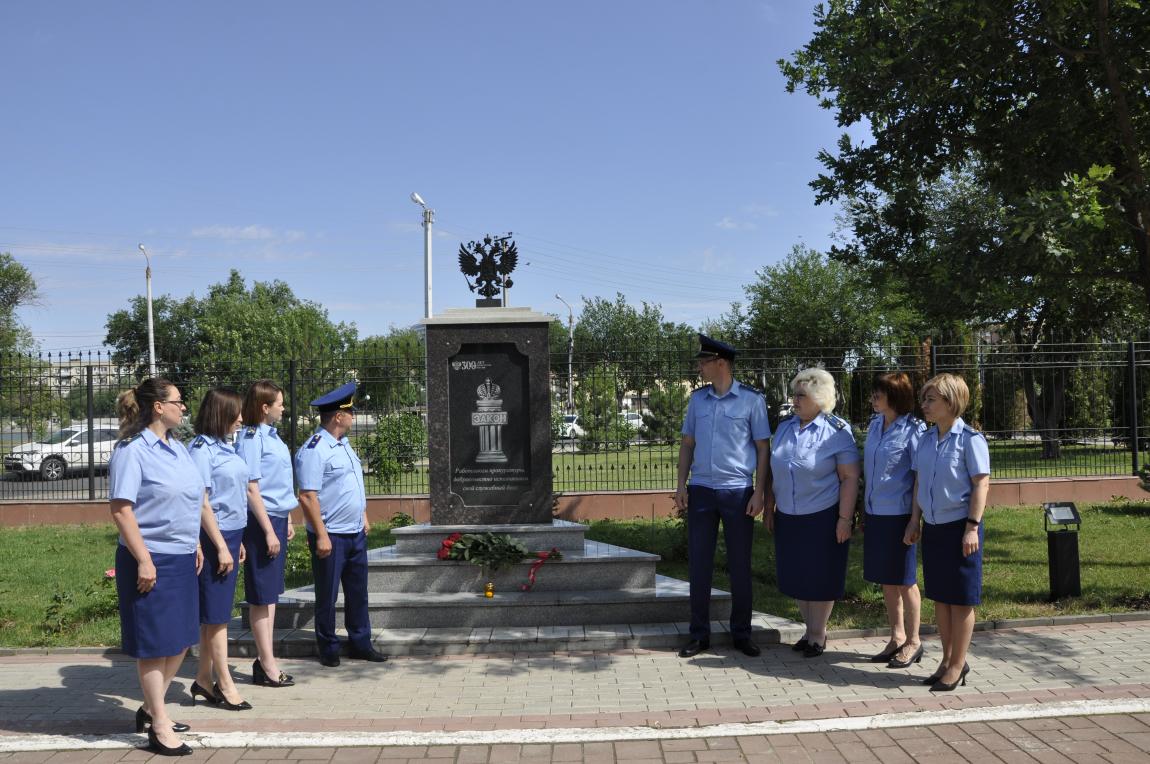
[687,485,755,640]
[308,530,372,657]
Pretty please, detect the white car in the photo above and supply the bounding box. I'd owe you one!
[619,412,644,431]
[3,425,120,481]
[560,414,584,439]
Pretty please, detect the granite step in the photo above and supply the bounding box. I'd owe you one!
[390,520,587,555]
[224,611,800,657]
[267,575,730,630]
[366,539,657,593]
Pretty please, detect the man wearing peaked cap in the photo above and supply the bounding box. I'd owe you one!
[295,382,388,666]
[675,334,771,659]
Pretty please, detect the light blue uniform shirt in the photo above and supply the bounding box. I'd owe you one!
[681,380,771,489]
[771,413,859,515]
[295,428,366,534]
[189,434,249,533]
[235,423,298,517]
[108,429,203,555]
[913,417,991,525]
[863,413,927,516]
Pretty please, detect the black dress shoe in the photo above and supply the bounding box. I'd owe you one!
[791,637,809,652]
[869,641,902,662]
[318,653,341,667]
[350,647,389,662]
[252,658,295,687]
[677,638,710,658]
[803,640,826,658]
[144,727,192,756]
[732,638,761,657]
[929,663,970,692]
[135,707,190,733]
[887,644,924,669]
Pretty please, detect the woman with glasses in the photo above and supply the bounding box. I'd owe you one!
[764,368,859,658]
[862,372,927,669]
[235,379,297,688]
[906,373,990,692]
[109,379,211,756]
[189,388,252,712]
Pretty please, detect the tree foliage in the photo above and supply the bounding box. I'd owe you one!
[780,0,1150,315]
[357,412,427,487]
[103,270,358,386]
[352,326,426,414]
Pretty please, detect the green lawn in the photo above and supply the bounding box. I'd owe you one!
[584,500,1150,629]
[367,439,1141,496]
[1,503,1147,647]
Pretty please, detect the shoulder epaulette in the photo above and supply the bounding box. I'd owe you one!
[191,435,206,449]
[116,433,139,448]
[244,427,257,439]
[823,413,848,430]
[306,434,322,449]
[738,381,765,397]
[907,415,925,428]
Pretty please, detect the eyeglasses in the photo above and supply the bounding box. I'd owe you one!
[162,399,185,407]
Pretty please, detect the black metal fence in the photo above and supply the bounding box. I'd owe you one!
[1,335,1147,501]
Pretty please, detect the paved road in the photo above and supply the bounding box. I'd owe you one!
[2,621,1149,760]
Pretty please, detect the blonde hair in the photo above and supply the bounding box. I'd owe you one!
[115,378,176,440]
[921,373,970,418]
[791,367,837,413]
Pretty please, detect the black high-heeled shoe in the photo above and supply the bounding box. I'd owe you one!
[212,682,253,711]
[869,641,902,663]
[791,637,810,652]
[135,706,190,733]
[887,644,924,669]
[922,660,968,685]
[190,680,220,706]
[929,663,971,692]
[253,658,295,687]
[145,726,192,756]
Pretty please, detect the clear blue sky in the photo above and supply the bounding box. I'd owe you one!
[1,1,852,353]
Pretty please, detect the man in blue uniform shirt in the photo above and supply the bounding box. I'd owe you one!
[295,382,388,667]
[674,335,771,658]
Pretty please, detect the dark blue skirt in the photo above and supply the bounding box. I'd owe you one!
[775,505,850,601]
[243,513,289,606]
[863,513,917,586]
[922,518,984,606]
[198,528,244,624]
[116,545,199,658]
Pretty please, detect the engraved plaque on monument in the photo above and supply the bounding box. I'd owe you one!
[448,345,531,508]
[423,307,553,525]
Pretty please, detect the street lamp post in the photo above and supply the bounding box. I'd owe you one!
[410,193,434,319]
[137,244,157,378]
[555,293,575,413]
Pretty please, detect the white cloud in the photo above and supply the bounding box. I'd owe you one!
[715,216,757,231]
[191,224,294,241]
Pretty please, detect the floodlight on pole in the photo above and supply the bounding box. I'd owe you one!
[556,293,575,413]
[137,244,157,378]
[411,192,434,319]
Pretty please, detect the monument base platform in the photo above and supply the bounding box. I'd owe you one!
[221,607,803,657]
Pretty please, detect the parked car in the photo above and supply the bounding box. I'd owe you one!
[618,411,644,434]
[560,414,584,439]
[3,425,119,480]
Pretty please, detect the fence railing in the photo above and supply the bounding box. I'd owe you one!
[0,336,1146,502]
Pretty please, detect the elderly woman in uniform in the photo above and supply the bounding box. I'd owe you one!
[109,378,225,756]
[235,379,297,688]
[906,373,990,691]
[862,372,927,668]
[765,368,859,657]
[189,388,252,711]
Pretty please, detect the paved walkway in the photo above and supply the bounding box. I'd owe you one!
[2,621,1149,761]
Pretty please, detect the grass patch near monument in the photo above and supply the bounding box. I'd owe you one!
[584,499,1150,630]
[0,524,395,649]
[0,504,1145,647]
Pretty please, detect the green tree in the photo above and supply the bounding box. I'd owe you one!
[357,412,427,487]
[642,381,689,445]
[0,253,39,353]
[575,363,632,452]
[353,326,426,414]
[780,0,1150,312]
[574,293,696,407]
[103,270,358,394]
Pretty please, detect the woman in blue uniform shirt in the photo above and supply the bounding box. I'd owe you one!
[862,372,927,668]
[235,379,297,688]
[906,373,990,692]
[189,388,253,711]
[109,378,216,756]
[765,368,860,658]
